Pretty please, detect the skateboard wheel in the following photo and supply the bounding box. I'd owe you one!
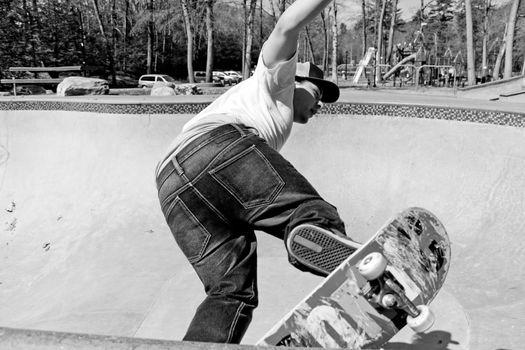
[358,252,387,280]
[381,293,398,308]
[407,305,435,333]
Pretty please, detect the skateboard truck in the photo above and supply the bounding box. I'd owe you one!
[358,252,435,333]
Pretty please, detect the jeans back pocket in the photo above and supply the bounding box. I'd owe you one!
[209,146,284,209]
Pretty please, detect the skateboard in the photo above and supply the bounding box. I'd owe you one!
[257,207,450,348]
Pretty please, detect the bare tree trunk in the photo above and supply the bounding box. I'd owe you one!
[22,0,37,65]
[181,0,195,83]
[77,8,87,68]
[465,0,476,86]
[51,0,60,64]
[243,0,257,79]
[305,26,316,65]
[91,0,116,81]
[481,0,491,78]
[493,23,507,80]
[205,0,215,83]
[361,0,367,56]
[420,0,424,23]
[147,25,153,73]
[386,0,398,65]
[278,0,286,16]
[110,0,118,84]
[146,0,154,74]
[259,0,263,47]
[242,0,246,72]
[269,0,278,25]
[331,0,338,82]
[503,0,522,79]
[122,0,130,71]
[29,0,41,65]
[375,0,387,83]
[321,10,329,74]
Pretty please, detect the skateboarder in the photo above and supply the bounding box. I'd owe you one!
[155,0,358,343]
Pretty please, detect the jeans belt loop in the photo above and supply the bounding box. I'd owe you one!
[171,156,185,176]
[231,123,247,136]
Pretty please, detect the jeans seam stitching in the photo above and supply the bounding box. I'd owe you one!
[180,198,211,262]
[178,129,239,164]
[209,146,285,209]
[166,197,211,263]
[160,182,191,210]
[157,164,176,190]
[192,184,231,225]
[227,302,245,343]
[187,135,249,185]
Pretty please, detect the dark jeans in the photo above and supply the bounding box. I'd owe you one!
[156,124,345,343]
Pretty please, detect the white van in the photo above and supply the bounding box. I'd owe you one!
[138,74,177,88]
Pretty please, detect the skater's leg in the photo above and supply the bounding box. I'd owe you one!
[157,125,260,343]
[221,134,360,276]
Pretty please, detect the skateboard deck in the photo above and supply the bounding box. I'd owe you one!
[257,207,450,348]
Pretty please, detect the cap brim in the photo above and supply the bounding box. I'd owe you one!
[295,76,340,103]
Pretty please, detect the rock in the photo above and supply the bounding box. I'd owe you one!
[150,83,176,96]
[56,77,109,96]
[173,84,202,95]
[150,83,202,96]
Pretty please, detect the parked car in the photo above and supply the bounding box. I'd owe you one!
[213,71,235,86]
[138,74,176,88]
[194,71,222,85]
[224,71,243,84]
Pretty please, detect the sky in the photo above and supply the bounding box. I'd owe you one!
[338,0,510,24]
[337,0,421,24]
[397,0,421,18]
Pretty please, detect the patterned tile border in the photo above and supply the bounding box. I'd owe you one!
[1,100,524,128]
[323,103,525,128]
[0,101,210,115]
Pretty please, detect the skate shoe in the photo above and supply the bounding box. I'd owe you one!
[286,224,361,276]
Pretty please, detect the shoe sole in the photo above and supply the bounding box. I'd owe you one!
[286,224,361,276]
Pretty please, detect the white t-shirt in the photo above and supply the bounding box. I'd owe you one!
[158,51,297,173]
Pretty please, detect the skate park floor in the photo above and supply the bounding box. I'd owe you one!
[0,88,524,349]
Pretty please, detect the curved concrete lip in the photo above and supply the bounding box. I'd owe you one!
[0,94,523,349]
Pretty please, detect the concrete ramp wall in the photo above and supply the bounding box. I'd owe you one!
[0,327,301,350]
[1,103,524,350]
[457,74,525,100]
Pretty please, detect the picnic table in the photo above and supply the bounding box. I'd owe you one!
[0,66,83,95]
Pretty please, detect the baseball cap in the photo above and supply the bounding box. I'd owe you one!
[295,62,340,103]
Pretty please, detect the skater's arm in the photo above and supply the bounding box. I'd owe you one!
[262,0,334,68]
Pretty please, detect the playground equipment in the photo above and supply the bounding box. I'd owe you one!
[352,47,376,84]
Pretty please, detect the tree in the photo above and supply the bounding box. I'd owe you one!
[304,26,316,64]
[465,0,476,85]
[361,0,368,56]
[204,0,215,82]
[242,0,257,78]
[493,23,507,79]
[0,0,521,86]
[504,0,522,78]
[481,0,494,78]
[386,0,400,65]
[321,9,330,73]
[375,0,387,83]
[146,0,154,74]
[331,0,338,81]
[180,0,195,82]
[90,0,117,84]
